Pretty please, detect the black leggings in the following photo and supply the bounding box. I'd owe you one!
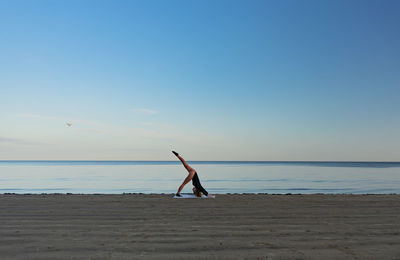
[192,172,208,196]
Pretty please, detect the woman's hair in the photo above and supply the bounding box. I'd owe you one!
[192,187,203,197]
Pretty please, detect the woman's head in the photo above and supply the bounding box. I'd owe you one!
[192,187,203,197]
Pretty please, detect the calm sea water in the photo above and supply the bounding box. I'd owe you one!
[0,161,399,194]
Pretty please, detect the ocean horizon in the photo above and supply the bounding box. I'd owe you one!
[1,161,399,194]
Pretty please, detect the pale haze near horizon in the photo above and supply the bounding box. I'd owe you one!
[1,0,399,161]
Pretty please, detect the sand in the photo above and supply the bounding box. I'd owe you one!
[1,194,399,259]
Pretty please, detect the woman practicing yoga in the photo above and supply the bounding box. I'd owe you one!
[173,151,212,198]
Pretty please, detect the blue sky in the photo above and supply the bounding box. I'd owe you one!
[1,0,399,160]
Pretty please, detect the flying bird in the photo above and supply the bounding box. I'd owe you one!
[66,123,72,127]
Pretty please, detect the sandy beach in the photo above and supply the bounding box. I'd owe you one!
[1,194,399,259]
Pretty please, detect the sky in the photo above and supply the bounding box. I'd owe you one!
[1,0,399,161]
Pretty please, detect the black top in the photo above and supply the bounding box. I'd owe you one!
[192,172,208,196]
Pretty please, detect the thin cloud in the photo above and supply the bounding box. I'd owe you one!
[134,108,159,115]
[139,122,174,130]
[0,137,23,144]
[14,112,190,142]
[0,137,46,146]
[16,113,112,134]
[17,113,104,128]
[17,113,56,120]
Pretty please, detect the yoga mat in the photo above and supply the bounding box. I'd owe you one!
[173,194,215,199]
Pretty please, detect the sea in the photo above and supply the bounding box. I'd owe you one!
[0,161,399,194]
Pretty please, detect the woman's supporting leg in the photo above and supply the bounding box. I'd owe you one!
[177,173,193,195]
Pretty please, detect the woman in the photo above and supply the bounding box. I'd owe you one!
[173,151,212,198]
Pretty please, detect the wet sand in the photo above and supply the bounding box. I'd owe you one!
[1,194,399,259]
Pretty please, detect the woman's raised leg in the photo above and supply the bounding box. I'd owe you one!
[172,151,194,173]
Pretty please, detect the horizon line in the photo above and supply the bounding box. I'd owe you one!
[1,160,399,163]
